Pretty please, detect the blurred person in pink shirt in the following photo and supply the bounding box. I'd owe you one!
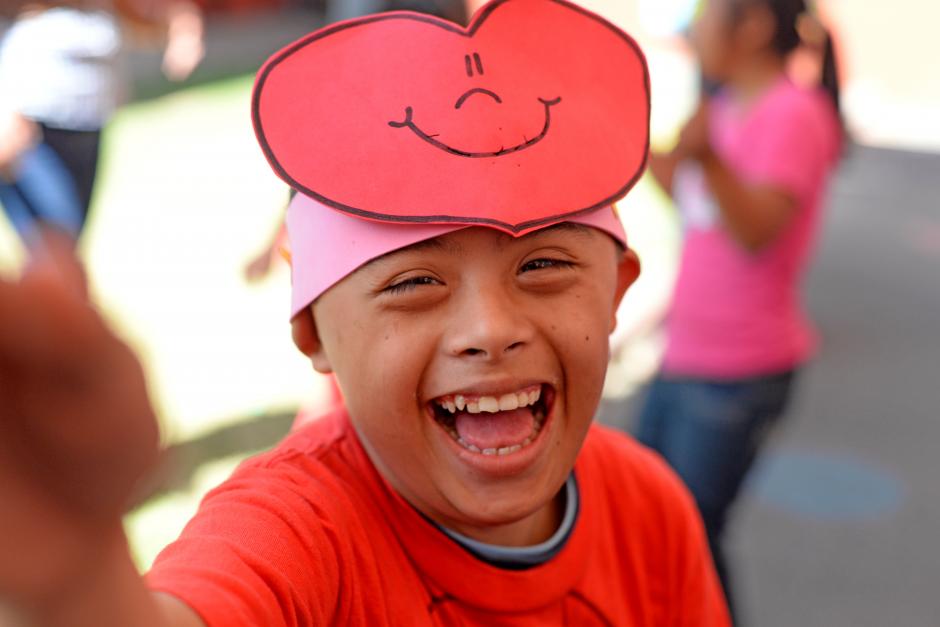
[637,0,843,622]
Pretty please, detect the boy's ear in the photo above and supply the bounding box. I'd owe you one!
[291,308,333,373]
[610,247,641,333]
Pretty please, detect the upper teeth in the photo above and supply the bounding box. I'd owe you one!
[436,386,541,415]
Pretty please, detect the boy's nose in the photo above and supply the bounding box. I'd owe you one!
[445,287,532,361]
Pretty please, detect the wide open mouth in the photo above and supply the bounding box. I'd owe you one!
[429,384,555,456]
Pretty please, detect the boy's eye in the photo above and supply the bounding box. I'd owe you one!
[519,258,574,273]
[383,275,441,294]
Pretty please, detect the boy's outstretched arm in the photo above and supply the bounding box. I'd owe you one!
[0,244,203,627]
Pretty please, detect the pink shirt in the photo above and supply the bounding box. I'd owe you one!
[662,78,841,379]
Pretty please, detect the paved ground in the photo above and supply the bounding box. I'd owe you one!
[736,146,940,626]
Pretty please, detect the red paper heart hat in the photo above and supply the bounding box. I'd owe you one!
[252,0,650,234]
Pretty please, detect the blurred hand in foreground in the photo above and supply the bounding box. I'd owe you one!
[0,241,160,610]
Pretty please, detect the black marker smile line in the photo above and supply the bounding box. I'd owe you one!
[454,87,503,109]
[388,96,561,158]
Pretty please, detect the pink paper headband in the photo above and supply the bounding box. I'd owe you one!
[287,193,626,317]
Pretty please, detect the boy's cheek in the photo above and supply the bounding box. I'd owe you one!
[549,306,614,405]
[339,333,434,411]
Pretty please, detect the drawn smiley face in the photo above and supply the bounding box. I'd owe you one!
[253,0,649,233]
[388,50,562,158]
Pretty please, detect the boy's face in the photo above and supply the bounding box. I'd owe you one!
[298,224,638,545]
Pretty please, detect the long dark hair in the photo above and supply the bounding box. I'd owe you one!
[733,0,842,123]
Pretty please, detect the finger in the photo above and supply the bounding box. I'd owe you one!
[23,228,87,299]
[0,271,112,370]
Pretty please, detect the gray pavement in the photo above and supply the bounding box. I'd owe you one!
[737,146,940,626]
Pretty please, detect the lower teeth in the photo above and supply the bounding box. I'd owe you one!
[446,408,546,455]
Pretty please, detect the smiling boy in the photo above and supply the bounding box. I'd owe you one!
[304,222,626,542]
[142,200,730,625]
[0,1,729,625]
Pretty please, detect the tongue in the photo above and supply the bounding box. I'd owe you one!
[455,408,536,451]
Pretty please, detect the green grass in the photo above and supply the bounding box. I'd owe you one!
[84,74,329,441]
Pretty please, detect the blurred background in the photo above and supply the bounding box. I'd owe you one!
[1,0,937,625]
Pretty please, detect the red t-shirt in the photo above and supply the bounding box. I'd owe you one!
[146,409,729,626]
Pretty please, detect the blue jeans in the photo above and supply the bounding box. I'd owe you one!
[635,371,796,623]
[0,142,83,248]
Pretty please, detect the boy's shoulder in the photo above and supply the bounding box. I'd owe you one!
[225,406,369,504]
[580,422,687,492]
[578,423,702,533]
[146,408,392,623]
[246,406,353,468]
[576,424,724,622]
